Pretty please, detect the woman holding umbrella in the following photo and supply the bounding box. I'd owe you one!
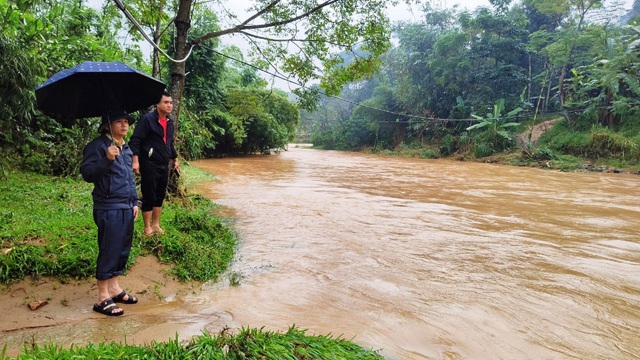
[80,112,140,316]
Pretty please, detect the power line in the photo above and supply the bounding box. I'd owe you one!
[113,1,582,125]
[200,44,484,123]
[200,44,586,124]
[112,0,195,63]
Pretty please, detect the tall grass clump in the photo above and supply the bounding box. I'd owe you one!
[587,125,638,160]
[539,122,640,162]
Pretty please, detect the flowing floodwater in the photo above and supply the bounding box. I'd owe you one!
[2,145,639,359]
[189,146,640,359]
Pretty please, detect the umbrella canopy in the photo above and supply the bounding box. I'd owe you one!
[35,61,166,119]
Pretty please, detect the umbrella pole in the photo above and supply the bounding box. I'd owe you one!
[107,116,114,146]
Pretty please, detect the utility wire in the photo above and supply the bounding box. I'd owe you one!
[201,44,483,122]
[113,1,587,124]
[112,0,195,63]
[201,44,587,124]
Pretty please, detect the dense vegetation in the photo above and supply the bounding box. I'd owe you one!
[301,0,640,172]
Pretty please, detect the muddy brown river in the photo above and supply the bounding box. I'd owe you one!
[2,145,640,359]
[190,145,640,359]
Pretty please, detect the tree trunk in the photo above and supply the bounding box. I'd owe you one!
[152,15,162,78]
[527,53,532,102]
[166,0,192,196]
[170,0,192,126]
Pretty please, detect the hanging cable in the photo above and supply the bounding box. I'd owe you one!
[198,44,482,123]
[112,0,195,63]
[112,1,572,124]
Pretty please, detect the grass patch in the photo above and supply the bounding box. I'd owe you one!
[6,326,383,359]
[0,167,236,284]
[180,162,217,186]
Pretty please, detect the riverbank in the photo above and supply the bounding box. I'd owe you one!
[360,119,640,175]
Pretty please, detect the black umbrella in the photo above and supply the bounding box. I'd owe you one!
[35,61,166,119]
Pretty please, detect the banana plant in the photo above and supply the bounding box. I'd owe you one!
[467,98,522,139]
[466,98,522,154]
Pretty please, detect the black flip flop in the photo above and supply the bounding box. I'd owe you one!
[113,290,138,304]
[93,298,124,316]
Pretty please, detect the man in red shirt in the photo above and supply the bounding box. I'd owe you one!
[130,91,179,236]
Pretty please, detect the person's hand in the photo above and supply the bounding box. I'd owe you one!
[106,145,120,161]
[132,156,140,174]
[133,206,139,220]
[173,158,180,172]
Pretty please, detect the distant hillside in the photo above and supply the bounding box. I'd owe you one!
[620,0,640,23]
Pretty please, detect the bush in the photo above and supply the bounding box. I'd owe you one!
[439,134,456,156]
[524,146,556,161]
[474,143,494,158]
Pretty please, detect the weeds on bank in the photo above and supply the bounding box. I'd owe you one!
[0,169,236,284]
[8,326,384,360]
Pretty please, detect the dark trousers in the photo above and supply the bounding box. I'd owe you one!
[140,163,168,212]
[93,208,134,280]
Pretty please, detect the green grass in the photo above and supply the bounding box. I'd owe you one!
[0,167,236,284]
[2,326,384,359]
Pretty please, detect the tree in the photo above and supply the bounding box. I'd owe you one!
[225,88,299,153]
[529,0,603,111]
[112,0,414,126]
[569,25,640,126]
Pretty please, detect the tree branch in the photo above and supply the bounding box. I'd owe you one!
[238,30,361,49]
[191,0,341,45]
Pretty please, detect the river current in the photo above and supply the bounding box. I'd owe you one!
[188,145,640,359]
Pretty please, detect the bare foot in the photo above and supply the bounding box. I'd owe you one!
[144,227,154,236]
[152,225,164,234]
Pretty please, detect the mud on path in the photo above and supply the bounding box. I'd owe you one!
[0,256,208,357]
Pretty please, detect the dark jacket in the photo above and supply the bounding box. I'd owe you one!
[80,135,139,210]
[129,110,177,168]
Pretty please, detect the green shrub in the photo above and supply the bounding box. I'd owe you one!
[524,146,556,161]
[439,134,456,156]
[421,148,439,159]
[474,143,494,158]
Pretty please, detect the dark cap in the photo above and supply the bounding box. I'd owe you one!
[101,111,135,126]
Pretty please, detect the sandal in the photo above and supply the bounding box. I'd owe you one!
[93,298,123,316]
[113,290,138,304]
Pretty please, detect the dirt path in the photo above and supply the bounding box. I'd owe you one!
[517,118,563,145]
